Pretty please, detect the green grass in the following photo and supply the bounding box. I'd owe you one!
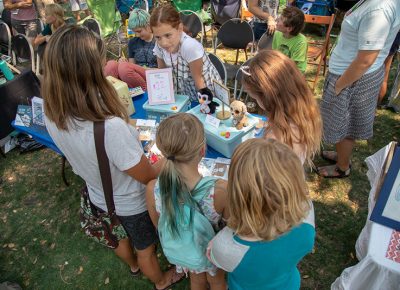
[2,5,400,289]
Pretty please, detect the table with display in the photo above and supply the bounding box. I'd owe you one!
[12,93,262,184]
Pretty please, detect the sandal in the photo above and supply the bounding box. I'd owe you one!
[321,151,338,164]
[316,164,351,179]
[153,268,186,290]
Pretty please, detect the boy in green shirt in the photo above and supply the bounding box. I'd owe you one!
[272,6,307,73]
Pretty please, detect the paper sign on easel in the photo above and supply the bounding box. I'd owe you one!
[213,80,231,120]
[146,68,175,105]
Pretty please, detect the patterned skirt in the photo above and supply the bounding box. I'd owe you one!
[320,66,385,144]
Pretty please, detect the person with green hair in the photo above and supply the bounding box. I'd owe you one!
[104,8,156,90]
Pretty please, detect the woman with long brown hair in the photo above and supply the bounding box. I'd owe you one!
[42,25,184,290]
[241,49,322,166]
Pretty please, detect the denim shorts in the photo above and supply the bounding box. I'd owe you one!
[118,211,158,250]
[252,22,267,41]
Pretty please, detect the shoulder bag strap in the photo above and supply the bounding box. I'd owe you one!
[94,121,116,216]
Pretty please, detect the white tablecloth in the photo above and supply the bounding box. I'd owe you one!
[331,143,400,290]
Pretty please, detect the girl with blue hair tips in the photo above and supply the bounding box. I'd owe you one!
[104,8,157,90]
[146,113,228,290]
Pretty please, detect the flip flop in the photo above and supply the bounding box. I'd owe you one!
[316,164,351,179]
[153,268,186,290]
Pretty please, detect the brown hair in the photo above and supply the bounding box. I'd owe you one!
[242,50,321,165]
[281,6,305,36]
[149,4,181,29]
[228,138,310,241]
[42,25,128,130]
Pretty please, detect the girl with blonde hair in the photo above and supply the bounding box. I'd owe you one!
[43,25,184,290]
[208,138,315,290]
[33,3,65,47]
[146,113,228,290]
[241,49,322,165]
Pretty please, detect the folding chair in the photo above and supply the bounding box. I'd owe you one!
[257,31,273,51]
[233,57,252,100]
[179,10,204,44]
[207,52,227,85]
[304,13,335,91]
[173,0,202,12]
[11,34,36,73]
[0,20,12,56]
[214,18,254,65]
[82,18,102,37]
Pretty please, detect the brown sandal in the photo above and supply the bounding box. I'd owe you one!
[316,164,351,179]
[153,268,186,290]
[321,151,338,164]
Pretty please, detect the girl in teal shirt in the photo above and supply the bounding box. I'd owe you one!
[208,138,315,290]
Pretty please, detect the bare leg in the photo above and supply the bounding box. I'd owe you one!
[336,137,355,171]
[207,269,226,290]
[190,272,208,290]
[73,11,81,22]
[136,244,183,289]
[113,238,139,272]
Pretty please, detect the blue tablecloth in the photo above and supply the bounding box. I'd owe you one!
[12,93,228,158]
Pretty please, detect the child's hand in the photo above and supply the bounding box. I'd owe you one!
[118,57,128,63]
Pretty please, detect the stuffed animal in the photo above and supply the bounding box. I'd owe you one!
[230,100,248,130]
[198,88,219,114]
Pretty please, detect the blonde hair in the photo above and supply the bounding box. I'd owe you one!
[242,50,322,165]
[156,113,205,237]
[43,25,128,130]
[45,3,65,30]
[228,138,310,241]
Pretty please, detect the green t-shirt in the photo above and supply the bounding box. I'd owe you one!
[272,31,307,73]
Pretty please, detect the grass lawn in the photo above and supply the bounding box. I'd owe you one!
[1,3,400,289]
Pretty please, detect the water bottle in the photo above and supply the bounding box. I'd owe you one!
[0,60,14,81]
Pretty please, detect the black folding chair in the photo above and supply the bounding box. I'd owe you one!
[208,52,227,85]
[11,34,36,73]
[179,10,204,43]
[233,57,252,100]
[214,18,254,64]
[257,31,273,51]
[82,18,102,37]
[0,20,12,56]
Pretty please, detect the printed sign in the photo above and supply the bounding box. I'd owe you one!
[146,68,175,105]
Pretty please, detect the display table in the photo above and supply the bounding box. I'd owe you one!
[11,93,227,159]
[331,144,400,290]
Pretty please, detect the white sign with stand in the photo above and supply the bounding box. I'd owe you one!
[146,68,175,105]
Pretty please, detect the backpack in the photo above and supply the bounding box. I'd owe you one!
[157,176,218,271]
